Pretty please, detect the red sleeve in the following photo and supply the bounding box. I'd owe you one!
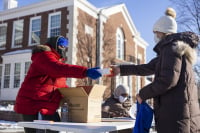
[32,51,87,78]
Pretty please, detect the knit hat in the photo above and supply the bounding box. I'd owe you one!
[113,85,129,99]
[153,8,177,33]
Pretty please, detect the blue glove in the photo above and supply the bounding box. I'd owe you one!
[86,67,102,80]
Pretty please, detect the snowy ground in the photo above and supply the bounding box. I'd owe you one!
[0,104,14,111]
[0,105,24,132]
[0,120,24,133]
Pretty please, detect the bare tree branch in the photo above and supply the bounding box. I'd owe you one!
[170,0,200,97]
[75,10,97,86]
[171,0,200,34]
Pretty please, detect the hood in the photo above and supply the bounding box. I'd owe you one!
[47,36,61,51]
[154,32,199,64]
[46,35,67,58]
[32,44,51,54]
[113,85,129,99]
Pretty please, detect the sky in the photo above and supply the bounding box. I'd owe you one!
[0,0,175,62]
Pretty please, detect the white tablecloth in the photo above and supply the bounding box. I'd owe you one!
[18,118,135,133]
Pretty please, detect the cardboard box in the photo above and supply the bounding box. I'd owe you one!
[58,84,106,123]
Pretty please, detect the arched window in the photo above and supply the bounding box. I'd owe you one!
[116,28,124,60]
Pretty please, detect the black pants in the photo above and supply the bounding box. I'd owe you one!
[22,112,60,133]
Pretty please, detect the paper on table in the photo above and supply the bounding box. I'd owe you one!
[97,68,111,75]
[102,117,135,122]
[129,103,137,119]
[33,120,54,124]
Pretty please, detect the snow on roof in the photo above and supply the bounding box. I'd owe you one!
[2,49,32,56]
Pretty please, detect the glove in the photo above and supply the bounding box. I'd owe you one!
[86,67,102,80]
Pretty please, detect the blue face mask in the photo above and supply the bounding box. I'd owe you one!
[57,37,68,48]
[56,37,68,58]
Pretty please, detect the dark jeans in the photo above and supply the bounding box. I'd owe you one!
[22,112,60,133]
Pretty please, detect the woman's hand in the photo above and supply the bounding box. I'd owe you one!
[136,94,143,104]
[109,65,120,76]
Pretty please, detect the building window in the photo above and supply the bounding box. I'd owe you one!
[116,76,129,87]
[14,63,21,88]
[29,16,41,45]
[24,62,31,76]
[116,28,124,60]
[0,24,7,49]
[3,64,10,88]
[2,50,31,90]
[0,65,2,88]
[137,76,141,93]
[48,12,61,37]
[137,53,142,65]
[116,76,123,87]
[85,24,93,36]
[12,20,24,48]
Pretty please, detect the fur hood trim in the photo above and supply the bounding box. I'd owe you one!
[32,45,51,54]
[154,32,199,65]
[173,41,197,64]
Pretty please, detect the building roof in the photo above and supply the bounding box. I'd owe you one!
[0,0,148,50]
[2,49,32,56]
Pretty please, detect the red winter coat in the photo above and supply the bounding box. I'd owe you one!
[14,44,87,115]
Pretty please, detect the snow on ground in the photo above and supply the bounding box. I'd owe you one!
[0,104,14,111]
[0,105,24,132]
[0,120,23,130]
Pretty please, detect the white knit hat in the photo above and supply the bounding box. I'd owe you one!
[153,8,177,33]
[113,85,129,99]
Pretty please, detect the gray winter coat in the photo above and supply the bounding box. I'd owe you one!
[120,32,200,133]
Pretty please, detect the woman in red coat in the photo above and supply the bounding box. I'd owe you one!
[14,36,101,133]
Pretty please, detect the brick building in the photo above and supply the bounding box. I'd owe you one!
[0,0,148,102]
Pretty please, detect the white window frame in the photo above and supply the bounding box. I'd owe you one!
[12,20,24,48]
[1,50,32,89]
[0,65,2,89]
[116,28,124,60]
[136,76,141,93]
[3,63,11,88]
[0,23,7,50]
[24,62,31,77]
[48,12,61,37]
[116,76,129,88]
[29,16,41,45]
[85,24,93,36]
[13,62,21,88]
